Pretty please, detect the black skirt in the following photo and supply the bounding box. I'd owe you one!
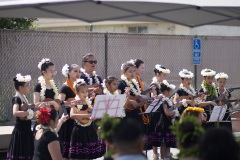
[148,111,162,147]
[7,119,34,160]
[69,123,105,159]
[58,108,75,158]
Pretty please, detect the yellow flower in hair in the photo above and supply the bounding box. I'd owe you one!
[186,107,204,113]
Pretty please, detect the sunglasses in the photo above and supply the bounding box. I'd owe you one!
[85,60,97,64]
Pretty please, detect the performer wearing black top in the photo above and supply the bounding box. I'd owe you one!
[148,64,170,160]
[7,74,34,160]
[33,58,60,135]
[198,69,218,129]
[215,72,237,131]
[69,79,105,159]
[80,53,103,96]
[174,69,195,114]
[33,107,63,160]
[33,58,59,106]
[117,61,143,122]
[58,63,81,158]
[158,82,178,160]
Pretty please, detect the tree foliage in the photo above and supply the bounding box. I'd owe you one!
[0,18,37,30]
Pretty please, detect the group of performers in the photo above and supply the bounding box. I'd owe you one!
[6,53,239,160]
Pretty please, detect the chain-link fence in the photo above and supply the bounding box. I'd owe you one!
[0,30,240,121]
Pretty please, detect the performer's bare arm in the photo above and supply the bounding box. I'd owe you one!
[13,104,29,118]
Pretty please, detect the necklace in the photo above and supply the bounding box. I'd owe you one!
[121,75,141,96]
[80,68,100,85]
[180,83,196,96]
[38,76,58,101]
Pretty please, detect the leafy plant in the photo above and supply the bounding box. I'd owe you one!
[0,18,37,30]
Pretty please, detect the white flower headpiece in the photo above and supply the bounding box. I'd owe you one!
[101,79,107,89]
[73,78,86,89]
[162,80,176,90]
[62,64,70,77]
[201,68,216,77]
[16,73,31,82]
[121,59,136,70]
[155,64,170,74]
[215,72,228,79]
[38,58,51,70]
[179,69,194,78]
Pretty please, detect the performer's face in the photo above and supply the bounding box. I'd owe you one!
[182,78,192,87]
[216,78,226,88]
[156,73,167,82]
[204,76,213,85]
[77,86,88,100]
[83,56,97,73]
[136,63,145,76]
[20,82,31,94]
[69,66,81,80]
[43,65,56,80]
[124,66,135,80]
[163,89,172,97]
[107,80,118,93]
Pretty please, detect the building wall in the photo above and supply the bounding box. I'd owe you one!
[35,19,240,36]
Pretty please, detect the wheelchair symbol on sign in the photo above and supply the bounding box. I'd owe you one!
[194,39,200,49]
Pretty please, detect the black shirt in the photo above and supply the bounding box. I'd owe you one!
[33,131,61,160]
[34,83,55,100]
[59,84,76,100]
[118,80,139,96]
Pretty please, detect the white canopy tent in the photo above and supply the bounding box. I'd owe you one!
[0,0,239,27]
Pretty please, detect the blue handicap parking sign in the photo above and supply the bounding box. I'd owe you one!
[193,38,201,65]
[193,38,201,50]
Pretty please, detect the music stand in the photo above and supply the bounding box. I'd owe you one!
[91,94,126,119]
[208,105,228,127]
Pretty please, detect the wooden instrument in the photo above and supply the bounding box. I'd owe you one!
[179,91,209,101]
[20,104,35,111]
[43,98,61,107]
[76,105,92,126]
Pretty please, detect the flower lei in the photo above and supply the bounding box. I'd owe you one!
[66,78,77,94]
[102,79,119,95]
[75,97,93,127]
[76,98,92,111]
[180,83,196,96]
[80,68,100,85]
[201,80,217,100]
[121,75,141,96]
[38,76,58,101]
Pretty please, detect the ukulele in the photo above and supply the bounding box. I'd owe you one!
[43,98,62,107]
[20,104,35,111]
[19,104,35,120]
[179,91,209,101]
[76,104,93,126]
